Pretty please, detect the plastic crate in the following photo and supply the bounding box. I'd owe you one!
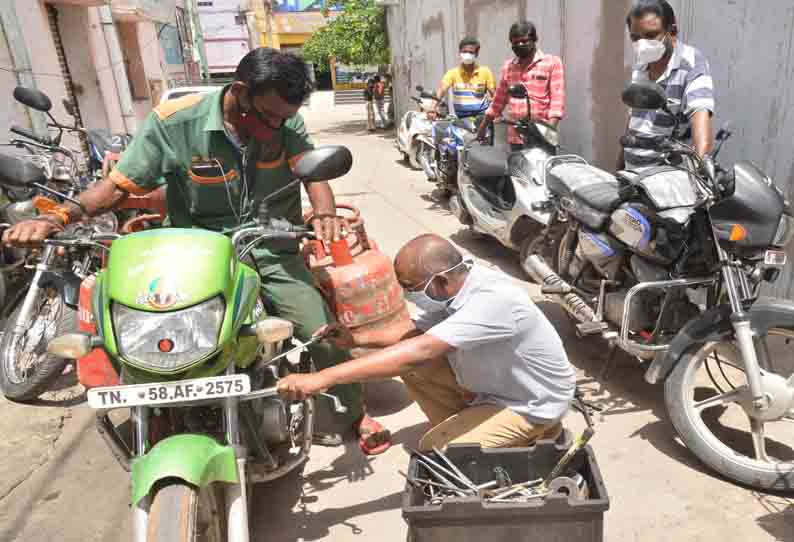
[402,441,609,542]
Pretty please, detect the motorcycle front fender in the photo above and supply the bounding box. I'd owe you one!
[130,434,239,505]
[644,298,794,384]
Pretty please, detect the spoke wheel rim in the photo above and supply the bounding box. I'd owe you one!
[2,291,62,385]
[682,329,794,471]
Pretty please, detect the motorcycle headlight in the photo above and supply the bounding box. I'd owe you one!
[113,296,225,373]
[772,214,794,248]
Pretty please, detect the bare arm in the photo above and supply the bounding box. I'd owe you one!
[303,180,341,242]
[277,333,454,400]
[2,177,128,246]
[353,318,421,348]
[691,110,714,158]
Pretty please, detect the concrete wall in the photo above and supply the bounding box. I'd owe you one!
[386,0,794,298]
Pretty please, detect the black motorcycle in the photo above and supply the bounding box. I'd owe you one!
[524,80,794,491]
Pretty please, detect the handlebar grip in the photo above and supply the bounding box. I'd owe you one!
[10,125,51,146]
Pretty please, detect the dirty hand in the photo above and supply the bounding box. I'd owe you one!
[277,372,331,401]
[311,214,347,244]
[314,323,355,349]
[2,217,63,248]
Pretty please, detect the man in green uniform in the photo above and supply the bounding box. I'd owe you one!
[2,48,391,454]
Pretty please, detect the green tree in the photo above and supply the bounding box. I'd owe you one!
[303,0,389,72]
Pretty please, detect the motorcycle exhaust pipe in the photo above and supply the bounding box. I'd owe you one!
[524,254,597,323]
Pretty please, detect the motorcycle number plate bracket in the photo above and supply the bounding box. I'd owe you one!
[86,374,251,409]
[764,250,787,267]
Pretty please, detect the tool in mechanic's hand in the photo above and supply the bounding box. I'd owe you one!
[266,335,324,366]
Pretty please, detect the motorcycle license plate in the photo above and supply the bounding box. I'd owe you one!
[86,374,251,409]
[765,250,787,267]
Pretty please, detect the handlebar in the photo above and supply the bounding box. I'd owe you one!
[11,125,52,146]
[43,231,121,251]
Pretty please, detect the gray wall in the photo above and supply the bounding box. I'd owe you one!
[386,0,794,298]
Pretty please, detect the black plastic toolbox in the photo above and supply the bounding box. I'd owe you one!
[401,441,610,542]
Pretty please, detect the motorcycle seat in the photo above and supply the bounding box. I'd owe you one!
[547,162,623,212]
[467,144,509,179]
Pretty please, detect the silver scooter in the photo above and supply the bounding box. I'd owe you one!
[450,84,561,268]
[395,86,438,170]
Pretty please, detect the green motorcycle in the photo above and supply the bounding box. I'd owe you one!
[47,146,353,542]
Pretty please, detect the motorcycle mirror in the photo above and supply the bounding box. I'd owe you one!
[508,84,528,99]
[622,81,667,111]
[13,86,53,112]
[47,333,93,359]
[292,145,353,182]
[415,85,424,92]
[0,153,46,188]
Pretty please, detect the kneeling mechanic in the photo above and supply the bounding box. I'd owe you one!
[278,234,576,450]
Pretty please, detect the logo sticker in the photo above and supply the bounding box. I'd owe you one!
[137,277,186,309]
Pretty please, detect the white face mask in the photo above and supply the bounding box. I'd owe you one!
[460,52,476,65]
[633,38,667,66]
[403,259,472,314]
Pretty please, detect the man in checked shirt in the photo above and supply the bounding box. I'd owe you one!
[477,20,566,150]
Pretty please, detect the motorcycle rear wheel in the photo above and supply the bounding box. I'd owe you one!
[665,328,794,491]
[0,288,76,401]
[147,482,225,542]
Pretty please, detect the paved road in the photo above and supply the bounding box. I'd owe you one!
[0,105,791,542]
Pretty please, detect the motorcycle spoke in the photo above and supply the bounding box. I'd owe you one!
[694,387,745,413]
[749,418,771,462]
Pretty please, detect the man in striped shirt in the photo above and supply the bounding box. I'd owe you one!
[620,0,714,170]
[478,21,566,150]
[435,37,496,118]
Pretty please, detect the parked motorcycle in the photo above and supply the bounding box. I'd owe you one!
[450,83,560,259]
[420,96,489,196]
[524,80,794,491]
[395,85,438,170]
[46,146,352,541]
[0,86,119,401]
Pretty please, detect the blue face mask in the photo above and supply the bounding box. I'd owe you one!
[403,259,473,314]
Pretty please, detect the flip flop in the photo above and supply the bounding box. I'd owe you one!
[356,415,392,456]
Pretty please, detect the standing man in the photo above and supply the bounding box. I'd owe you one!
[619,0,714,170]
[435,37,496,119]
[2,48,391,455]
[372,75,389,129]
[364,77,376,132]
[478,21,566,151]
[277,234,576,450]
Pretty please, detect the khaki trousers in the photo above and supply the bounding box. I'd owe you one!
[401,358,562,451]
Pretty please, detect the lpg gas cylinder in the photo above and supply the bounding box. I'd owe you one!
[77,274,119,388]
[303,205,410,357]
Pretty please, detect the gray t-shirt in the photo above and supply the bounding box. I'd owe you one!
[416,265,575,423]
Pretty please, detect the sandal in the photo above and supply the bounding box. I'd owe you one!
[355,414,392,456]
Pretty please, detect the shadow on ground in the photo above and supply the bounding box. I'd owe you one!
[251,447,402,542]
[312,120,396,141]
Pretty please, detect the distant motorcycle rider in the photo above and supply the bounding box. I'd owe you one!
[619,0,714,170]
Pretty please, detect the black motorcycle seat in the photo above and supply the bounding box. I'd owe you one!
[467,144,509,179]
[547,162,623,212]
[0,152,45,187]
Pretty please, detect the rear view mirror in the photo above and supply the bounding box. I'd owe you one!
[0,153,46,188]
[13,86,52,112]
[415,85,424,92]
[508,84,528,99]
[622,81,666,111]
[293,146,352,182]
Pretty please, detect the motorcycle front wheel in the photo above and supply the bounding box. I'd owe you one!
[0,288,76,401]
[665,328,794,491]
[147,482,225,542]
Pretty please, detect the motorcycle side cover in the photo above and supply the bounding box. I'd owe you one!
[645,298,794,384]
